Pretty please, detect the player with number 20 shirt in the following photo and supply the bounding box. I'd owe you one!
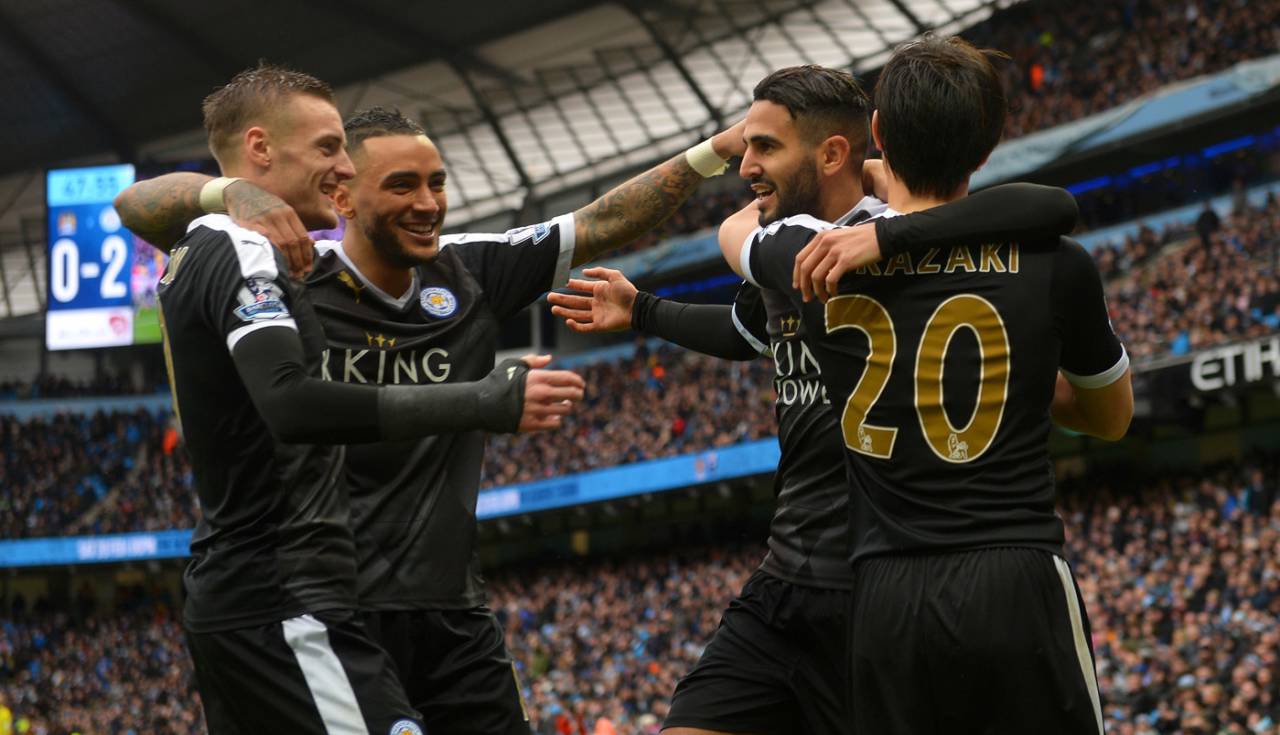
[735,37,1131,734]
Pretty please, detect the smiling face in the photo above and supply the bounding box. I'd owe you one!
[256,93,354,230]
[739,99,822,226]
[336,133,448,267]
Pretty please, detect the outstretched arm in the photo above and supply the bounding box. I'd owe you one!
[231,328,584,441]
[571,121,746,266]
[115,175,314,275]
[547,267,760,360]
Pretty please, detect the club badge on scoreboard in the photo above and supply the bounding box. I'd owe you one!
[420,286,458,318]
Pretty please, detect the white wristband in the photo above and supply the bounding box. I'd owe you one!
[199,177,243,214]
[685,139,729,178]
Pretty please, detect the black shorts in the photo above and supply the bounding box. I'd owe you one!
[185,608,424,735]
[664,569,849,735]
[362,607,531,735]
[851,547,1103,735]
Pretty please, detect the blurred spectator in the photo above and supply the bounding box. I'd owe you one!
[964,0,1280,141]
[1099,192,1280,361]
[0,460,1278,733]
[0,590,202,735]
[0,410,173,539]
[483,345,775,487]
[0,373,142,401]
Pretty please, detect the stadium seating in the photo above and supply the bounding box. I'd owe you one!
[1,184,1276,533]
[0,410,178,540]
[1100,192,1280,361]
[0,592,201,735]
[970,0,1280,141]
[0,458,1275,734]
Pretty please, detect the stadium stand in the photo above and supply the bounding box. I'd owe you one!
[484,344,776,487]
[1,0,1279,731]
[1100,191,1280,361]
[0,459,1276,734]
[0,372,151,402]
[0,183,1275,528]
[968,0,1280,141]
[0,591,201,735]
[0,410,173,540]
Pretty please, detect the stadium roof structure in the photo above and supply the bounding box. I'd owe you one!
[0,0,1006,321]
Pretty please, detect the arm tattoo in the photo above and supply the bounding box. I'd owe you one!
[571,153,703,266]
[113,173,210,254]
[225,182,291,223]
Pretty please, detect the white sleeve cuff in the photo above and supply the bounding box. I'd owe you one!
[739,229,762,287]
[551,212,576,289]
[226,319,298,352]
[731,303,771,357]
[1062,344,1129,389]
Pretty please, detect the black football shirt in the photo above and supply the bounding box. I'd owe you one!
[307,214,574,609]
[734,197,888,589]
[741,208,1127,562]
[158,214,358,632]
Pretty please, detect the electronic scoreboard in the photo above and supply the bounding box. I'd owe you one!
[45,164,166,350]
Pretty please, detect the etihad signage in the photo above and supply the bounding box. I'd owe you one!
[1189,335,1280,392]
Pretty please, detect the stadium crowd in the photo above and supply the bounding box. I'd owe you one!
[0,591,201,735]
[0,410,170,540]
[0,373,142,401]
[483,344,776,487]
[0,457,1276,733]
[968,0,1280,141]
[1,185,1277,518]
[1096,192,1280,361]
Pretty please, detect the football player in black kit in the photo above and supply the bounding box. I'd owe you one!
[721,40,1134,734]
[152,65,588,735]
[119,102,749,733]
[548,65,1082,735]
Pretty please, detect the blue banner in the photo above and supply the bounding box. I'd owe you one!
[0,529,192,568]
[0,439,782,568]
[476,438,781,519]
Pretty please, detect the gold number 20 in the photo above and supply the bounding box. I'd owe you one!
[824,293,1010,463]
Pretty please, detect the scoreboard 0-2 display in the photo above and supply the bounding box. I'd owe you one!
[45,164,166,350]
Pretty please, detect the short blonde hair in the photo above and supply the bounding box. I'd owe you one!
[201,63,334,166]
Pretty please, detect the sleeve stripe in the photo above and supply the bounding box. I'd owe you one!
[551,212,576,289]
[739,229,762,287]
[190,214,279,280]
[226,319,298,352]
[731,303,770,356]
[1062,344,1130,389]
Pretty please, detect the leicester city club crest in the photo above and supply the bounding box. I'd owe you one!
[389,720,424,735]
[420,286,457,318]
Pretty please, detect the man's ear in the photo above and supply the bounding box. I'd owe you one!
[870,110,883,152]
[332,182,356,220]
[244,126,271,169]
[820,134,852,176]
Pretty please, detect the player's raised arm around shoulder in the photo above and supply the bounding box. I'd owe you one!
[114,173,212,253]
[795,184,1078,301]
[721,203,828,298]
[875,183,1077,255]
[570,120,747,267]
[719,203,761,279]
[115,174,314,275]
[1050,237,1133,441]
